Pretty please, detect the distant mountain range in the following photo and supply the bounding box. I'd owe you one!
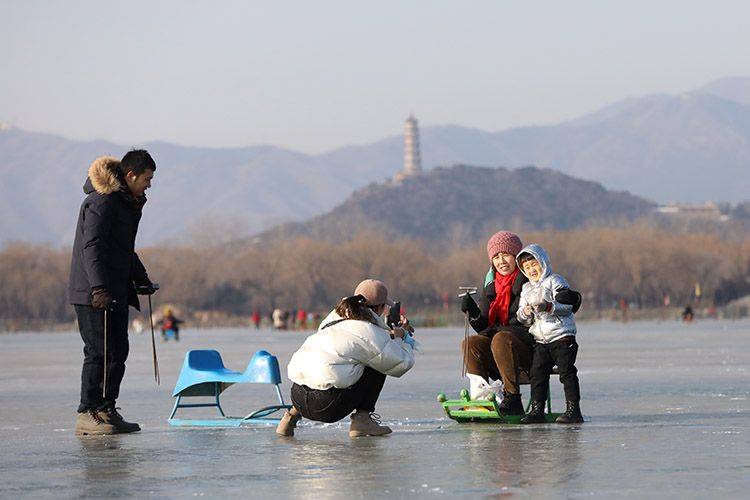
[1,76,749,245]
[699,76,750,106]
[260,165,656,245]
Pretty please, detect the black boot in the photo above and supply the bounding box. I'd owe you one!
[521,401,547,424]
[497,392,525,416]
[555,401,583,424]
[100,406,141,433]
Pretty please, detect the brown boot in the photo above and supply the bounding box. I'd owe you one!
[99,407,141,433]
[276,407,301,436]
[75,409,118,436]
[349,412,392,437]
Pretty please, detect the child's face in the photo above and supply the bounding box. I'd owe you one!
[522,258,544,282]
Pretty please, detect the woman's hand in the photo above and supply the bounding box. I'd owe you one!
[391,327,406,339]
[460,294,480,318]
[523,305,534,316]
[400,316,415,333]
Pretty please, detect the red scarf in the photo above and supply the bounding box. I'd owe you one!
[487,268,520,327]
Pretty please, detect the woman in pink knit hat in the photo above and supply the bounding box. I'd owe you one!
[460,231,580,415]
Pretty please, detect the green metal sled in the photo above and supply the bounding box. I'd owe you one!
[438,368,562,423]
[438,389,561,423]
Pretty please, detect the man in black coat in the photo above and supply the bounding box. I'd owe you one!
[69,150,157,435]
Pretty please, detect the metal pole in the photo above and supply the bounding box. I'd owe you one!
[462,311,469,378]
[148,295,160,385]
[102,307,108,399]
[457,287,477,379]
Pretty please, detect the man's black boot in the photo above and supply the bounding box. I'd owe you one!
[100,406,141,433]
[555,401,584,424]
[497,392,525,416]
[521,400,547,424]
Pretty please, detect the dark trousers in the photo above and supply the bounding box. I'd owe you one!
[290,367,387,423]
[530,336,580,403]
[75,305,130,412]
[462,327,534,395]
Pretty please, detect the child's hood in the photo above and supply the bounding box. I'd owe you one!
[516,244,553,281]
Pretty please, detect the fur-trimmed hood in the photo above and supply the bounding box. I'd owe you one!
[84,156,122,195]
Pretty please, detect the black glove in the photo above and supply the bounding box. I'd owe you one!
[135,281,158,295]
[556,289,582,313]
[91,288,113,309]
[460,294,480,318]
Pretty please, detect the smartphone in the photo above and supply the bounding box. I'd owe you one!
[387,301,402,328]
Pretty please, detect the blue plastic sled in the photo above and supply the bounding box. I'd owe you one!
[168,349,291,427]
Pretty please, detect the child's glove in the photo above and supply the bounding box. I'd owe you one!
[534,301,553,313]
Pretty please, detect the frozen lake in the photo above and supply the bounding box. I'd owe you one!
[1,319,748,498]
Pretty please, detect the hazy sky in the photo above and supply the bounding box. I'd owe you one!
[2,1,749,153]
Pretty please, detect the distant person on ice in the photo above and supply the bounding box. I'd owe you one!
[516,244,583,424]
[68,150,157,436]
[682,305,694,322]
[157,307,183,341]
[251,310,261,329]
[272,308,287,330]
[276,279,416,437]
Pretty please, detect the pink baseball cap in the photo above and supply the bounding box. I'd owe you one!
[354,279,395,307]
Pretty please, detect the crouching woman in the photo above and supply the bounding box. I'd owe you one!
[276,279,416,438]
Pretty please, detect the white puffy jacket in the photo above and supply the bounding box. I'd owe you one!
[516,244,577,344]
[287,309,415,390]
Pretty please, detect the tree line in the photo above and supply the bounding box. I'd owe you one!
[1,224,749,329]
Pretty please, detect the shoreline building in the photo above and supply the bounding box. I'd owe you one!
[655,202,729,221]
[394,114,422,183]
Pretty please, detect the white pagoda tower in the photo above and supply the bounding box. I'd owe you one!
[395,115,422,182]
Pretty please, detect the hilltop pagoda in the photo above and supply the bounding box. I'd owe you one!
[394,115,422,183]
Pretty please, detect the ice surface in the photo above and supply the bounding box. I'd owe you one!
[0,320,748,497]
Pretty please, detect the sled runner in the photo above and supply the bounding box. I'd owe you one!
[168,349,291,427]
[438,368,561,423]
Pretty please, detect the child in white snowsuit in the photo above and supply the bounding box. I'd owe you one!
[516,244,583,424]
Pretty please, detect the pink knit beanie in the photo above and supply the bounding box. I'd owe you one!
[486,231,523,260]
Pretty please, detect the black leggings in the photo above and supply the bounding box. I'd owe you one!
[291,367,386,423]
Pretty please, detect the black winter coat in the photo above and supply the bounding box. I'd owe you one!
[68,156,150,310]
[469,270,535,346]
